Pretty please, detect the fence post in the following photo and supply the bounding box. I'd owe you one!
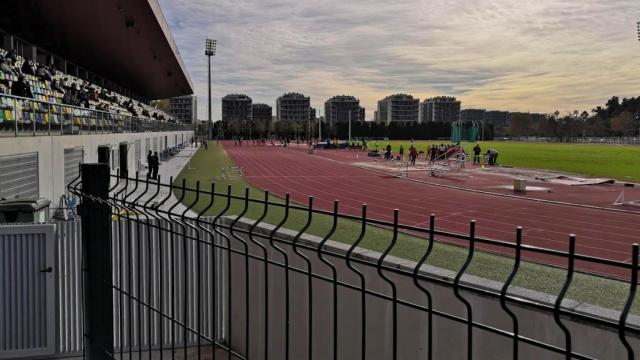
[78,163,114,359]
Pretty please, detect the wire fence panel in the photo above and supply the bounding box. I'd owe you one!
[61,166,640,360]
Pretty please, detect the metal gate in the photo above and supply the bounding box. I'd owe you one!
[0,224,56,359]
[0,153,38,200]
[64,147,84,189]
[134,140,141,171]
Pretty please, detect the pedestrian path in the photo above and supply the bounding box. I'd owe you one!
[115,145,201,216]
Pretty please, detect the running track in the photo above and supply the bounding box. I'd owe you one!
[224,143,640,278]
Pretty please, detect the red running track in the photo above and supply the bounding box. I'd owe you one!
[223,143,640,278]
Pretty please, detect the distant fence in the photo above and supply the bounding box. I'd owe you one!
[507,136,640,145]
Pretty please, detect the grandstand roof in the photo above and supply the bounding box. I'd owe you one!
[2,0,193,99]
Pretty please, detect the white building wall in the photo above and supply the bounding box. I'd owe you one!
[0,130,193,203]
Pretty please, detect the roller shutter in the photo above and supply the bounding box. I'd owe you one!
[135,140,141,171]
[0,153,39,199]
[63,147,84,189]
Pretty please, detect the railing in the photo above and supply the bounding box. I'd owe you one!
[0,93,192,137]
[67,164,640,360]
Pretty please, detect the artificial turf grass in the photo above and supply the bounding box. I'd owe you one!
[173,142,638,314]
[376,140,640,182]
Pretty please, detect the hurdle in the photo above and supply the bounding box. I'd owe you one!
[393,161,409,178]
[612,183,640,207]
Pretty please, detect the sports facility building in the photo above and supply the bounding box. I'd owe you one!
[0,0,194,204]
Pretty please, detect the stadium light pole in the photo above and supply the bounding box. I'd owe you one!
[205,39,216,135]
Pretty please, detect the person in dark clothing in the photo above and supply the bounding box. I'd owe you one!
[399,145,405,162]
[430,145,437,164]
[473,144,481,165]
[6,49,18,63]
[146,151,153,178]
[21,60,35,76]
[36,64,52,82]
[151,152,159,179]
[11,75,33,98]
[410,146,418,166]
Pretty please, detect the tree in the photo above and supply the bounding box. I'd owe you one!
[509,113,532,137]
[611,112,636,136]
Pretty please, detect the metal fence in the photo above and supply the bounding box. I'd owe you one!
[63,164,640,360]
[0,94,191,137]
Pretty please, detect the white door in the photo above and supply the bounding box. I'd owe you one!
[0,224,56,359]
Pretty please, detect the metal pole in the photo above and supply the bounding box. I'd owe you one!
[348,110,352,144]
[207,55,211,126]
[318,109,322,141]
[78,163,113,359]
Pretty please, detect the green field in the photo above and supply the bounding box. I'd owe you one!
[371,140,640,181]
[174,142,638,313]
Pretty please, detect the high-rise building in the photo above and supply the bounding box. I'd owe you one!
[420,96,461,123]
[222,94,252,122]
[276,92,310,122]
[169,95,198,124]
[325,95,365,127]
[460,109,486,123]
[484,110,511,127]
[310,107,317,121]
[376,94,419,125]
[251,103,272,124]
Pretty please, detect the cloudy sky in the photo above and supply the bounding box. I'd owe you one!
[158,0,640,120]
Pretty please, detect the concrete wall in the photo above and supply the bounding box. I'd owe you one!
[218,217,640,360]
[0,131,193,203]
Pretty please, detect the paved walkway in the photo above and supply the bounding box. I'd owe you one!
[113,145,201,216]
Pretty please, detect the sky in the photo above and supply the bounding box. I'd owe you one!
[158,0,640,121]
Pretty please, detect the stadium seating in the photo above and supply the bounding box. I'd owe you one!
[0,48,175,135]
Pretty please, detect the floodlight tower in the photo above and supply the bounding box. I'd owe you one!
[205,39,217,129]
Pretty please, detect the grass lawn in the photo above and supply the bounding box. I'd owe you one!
[371,140,640,182]
[174,142,638,313]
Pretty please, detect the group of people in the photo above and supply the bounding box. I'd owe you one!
[0,49,172,122]
[146,151,160,180]
[378,141,499,167]
[398,144,419,165]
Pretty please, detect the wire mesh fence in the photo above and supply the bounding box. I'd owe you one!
[67,163,640,360]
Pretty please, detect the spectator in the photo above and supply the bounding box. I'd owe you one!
[6,49,17,63]
[11,75,33,98]
[399,144,404,162]
[473,143,481,165]
[486,149,499,165]
[409,145,418,166]
[77,84,89,108]
[0,58,16,76]
[21,60,35,76]
[430,145,437,164]
[151,152,159,179]
[458,149,466,168]
[52,78,65,94]
[36,64,52,82]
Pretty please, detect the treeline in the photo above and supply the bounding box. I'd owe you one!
[330,121,493,141]
[508,96,640,141]
[218,119,494,141]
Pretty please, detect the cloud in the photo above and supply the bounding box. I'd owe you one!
[159,0,640,120]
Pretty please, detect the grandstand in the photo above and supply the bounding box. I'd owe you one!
[0,0,195,204]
